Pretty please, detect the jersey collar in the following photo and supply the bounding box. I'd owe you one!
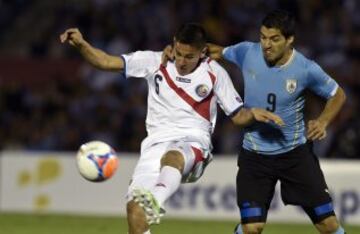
[279,48,295,68]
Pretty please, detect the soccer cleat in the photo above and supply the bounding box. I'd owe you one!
[132,189,165,225]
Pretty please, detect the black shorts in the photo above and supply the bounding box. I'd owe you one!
[236,144,335,224]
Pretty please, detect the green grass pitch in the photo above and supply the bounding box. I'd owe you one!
[1,213,359,234]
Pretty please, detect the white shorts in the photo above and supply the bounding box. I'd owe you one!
[127,140,212,200]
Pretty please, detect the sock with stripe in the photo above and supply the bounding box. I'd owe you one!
[151,166,182,206]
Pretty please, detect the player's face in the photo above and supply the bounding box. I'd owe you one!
[174,41,205,76]
[260,26,294,66]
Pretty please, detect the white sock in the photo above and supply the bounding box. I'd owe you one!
[151,166,182,206]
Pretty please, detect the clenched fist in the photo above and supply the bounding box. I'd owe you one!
[60,28,85,48]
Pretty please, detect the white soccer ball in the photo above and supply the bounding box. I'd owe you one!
[76,141,119,182]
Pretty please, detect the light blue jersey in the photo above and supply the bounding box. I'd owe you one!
[223,42,338,155]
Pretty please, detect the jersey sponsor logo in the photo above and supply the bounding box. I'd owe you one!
[195,84,210,98]
[176,76,191,83]
[286,79,297,94]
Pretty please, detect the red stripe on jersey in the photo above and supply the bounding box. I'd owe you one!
[159,65,214,121]
[208,71,216,85]
[206,58,212,64]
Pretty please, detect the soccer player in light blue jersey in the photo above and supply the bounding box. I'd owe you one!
[208,10,347,234]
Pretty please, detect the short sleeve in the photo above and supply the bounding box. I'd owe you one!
[121,51,161,79]
[307,61,338,99]
[223,41,253,69]
[211,62,243,116]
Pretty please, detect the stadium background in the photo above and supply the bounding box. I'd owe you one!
[0,0,359,233]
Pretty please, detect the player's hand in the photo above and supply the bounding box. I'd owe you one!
[307,119,328,141]
[206,43,224,60]
[251,108,284,127]
[161,44,174,66]
[60,28,85,48]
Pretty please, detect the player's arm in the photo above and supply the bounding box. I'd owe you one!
[60,28,123,71]
[206,43,224,61]
[307,87,346,141]
[231,108,284,128]
[161,43,225,65]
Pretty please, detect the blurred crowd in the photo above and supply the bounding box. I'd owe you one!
[0,0,359,158]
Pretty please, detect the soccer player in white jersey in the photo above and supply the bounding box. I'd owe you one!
[60,23,284,234]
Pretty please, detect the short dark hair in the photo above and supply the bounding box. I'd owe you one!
[262,10,295,38]
[174,23,207,49]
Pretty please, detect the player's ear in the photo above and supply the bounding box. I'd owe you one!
[286,36,294,46]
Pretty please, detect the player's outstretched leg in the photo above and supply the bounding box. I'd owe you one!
[127,200,151,234]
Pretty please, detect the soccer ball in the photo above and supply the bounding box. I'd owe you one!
[76,141,119,182]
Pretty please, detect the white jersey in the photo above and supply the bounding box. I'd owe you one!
[121,51,243,151]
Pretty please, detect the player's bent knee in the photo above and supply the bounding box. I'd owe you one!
[127,201,148,233]
[242,223,265,234]
[315,216,339,233]
[160,150,184,172]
